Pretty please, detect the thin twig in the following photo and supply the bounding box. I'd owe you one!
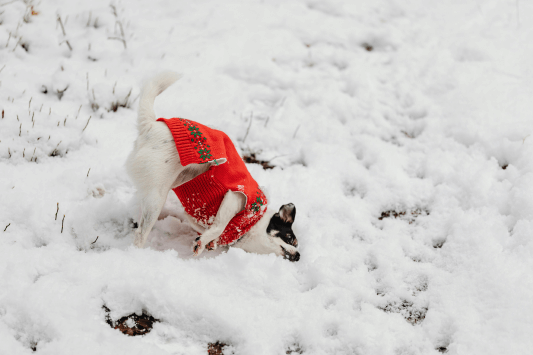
[3,223,10,232]
[82,116,92,132]
[0,64,5,73]
[12,37,21,52]
[124,88,132,104]
[57,15,67,36]
[87,168,91,177]
[243,112,253,142]
[108,36,127,49]
[76,104,82,119]
[293,124,301,139]
[61,215,65,233]
[55,203,59,220]
[57,15,72,51]
[91,236,99,244]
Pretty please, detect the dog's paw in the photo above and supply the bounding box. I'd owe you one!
[193,237,205,256]
[205,240,217,251]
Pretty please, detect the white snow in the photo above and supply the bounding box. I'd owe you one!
[2,0,533,354]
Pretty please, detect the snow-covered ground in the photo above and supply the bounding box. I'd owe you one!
[2,0,533,354]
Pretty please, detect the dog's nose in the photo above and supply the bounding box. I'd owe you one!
[289,251,300,262]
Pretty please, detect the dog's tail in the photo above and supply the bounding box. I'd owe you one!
[137,71,182,134]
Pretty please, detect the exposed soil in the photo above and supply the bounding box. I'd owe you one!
[379,208,430,224]
[103,305,159,336]
[242,153,275,170]
[379,300,428,325]
[208,342,227,355]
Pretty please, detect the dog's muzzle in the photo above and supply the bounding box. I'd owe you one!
[284,250,300,262]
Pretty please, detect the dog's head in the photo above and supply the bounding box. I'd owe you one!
[266,203,300,262]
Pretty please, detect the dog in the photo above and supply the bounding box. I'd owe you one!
[126,72,300,261]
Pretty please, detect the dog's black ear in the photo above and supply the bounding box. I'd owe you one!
[278,203,296,225]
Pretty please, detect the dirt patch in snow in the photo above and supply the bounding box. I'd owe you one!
[103,305,159,336]
[378,209,430,224]
[242,153,275,170]
[208,342,227,355]
[379,300,428,325]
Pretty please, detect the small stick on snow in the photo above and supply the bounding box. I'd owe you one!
[91,236,99,244]
[86,72,89,91]
[22,148,25,158]
[61,215,65,233]
[76,105,82,119]
[124,88,132,104]
[19,123,21,136]
[243,112,253,142]
[39,104,43,112]
[5,33,10,48]
[0,64,5,72]
[55,203,59,220]
[57,15,67,36]
[56,16,73,51]
[12,37,21,52]
[293,124,301,139]
[8,147,11,158]
[64,117,67,126]
[3,223,10,232]
[28,97,32,108]
[108,36,127,49]
[87,168,91,177]
[82,116,92,132]
[86,11,92,27]
[112,81,117,94]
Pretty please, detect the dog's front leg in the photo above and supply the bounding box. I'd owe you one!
[193,190,245,256]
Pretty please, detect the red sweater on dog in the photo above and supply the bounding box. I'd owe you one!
[157,117,268,246]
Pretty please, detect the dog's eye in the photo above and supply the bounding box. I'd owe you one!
[281,235,297,247]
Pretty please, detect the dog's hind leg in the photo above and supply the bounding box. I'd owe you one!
[133,188,168,248]
[128,122,182,248]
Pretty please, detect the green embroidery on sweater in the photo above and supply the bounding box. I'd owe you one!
[180,119,214,161]
[251,191,265,213]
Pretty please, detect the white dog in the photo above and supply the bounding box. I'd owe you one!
[126,72,300,261]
